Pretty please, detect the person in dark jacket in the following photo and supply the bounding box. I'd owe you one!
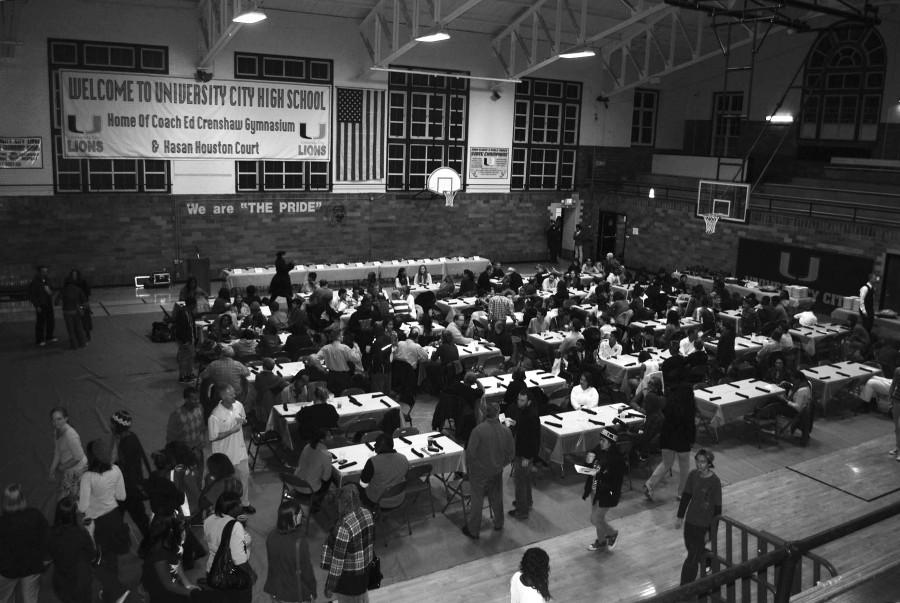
[508,390,541,520]
[111,410,152,539]
[48,495,94,603]
[0,484,49,602]
[264,499,317,603]
[583,428,626,551]
[28,264,57,346]
[173,298,196,383]
[60,275,88,349]
[269,251,295,302]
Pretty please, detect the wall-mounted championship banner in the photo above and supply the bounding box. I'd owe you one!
[736,238,874,311]
[60,70,330,160]
[468,146,509,180]
[0,137,42,168]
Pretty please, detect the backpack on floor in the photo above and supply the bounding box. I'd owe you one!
[150,321,174,342]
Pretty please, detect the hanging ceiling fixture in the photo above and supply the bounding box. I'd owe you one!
[559,47,596,59]
[415,29,450,42]
[233,2,267,24]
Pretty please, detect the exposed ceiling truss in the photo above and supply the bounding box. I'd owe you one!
[197,0,250,71]
[358,0,486,68]
[0,0,26,61]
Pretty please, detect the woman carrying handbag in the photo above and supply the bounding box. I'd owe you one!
[203,491,254,603]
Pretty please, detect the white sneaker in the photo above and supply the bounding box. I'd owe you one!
[115,590,130,603]
[889,449,898,456]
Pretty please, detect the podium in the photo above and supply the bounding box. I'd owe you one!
[186,257,210,293]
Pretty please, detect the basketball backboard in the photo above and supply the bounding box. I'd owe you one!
[427,166,462,207]
[696,180,750,224]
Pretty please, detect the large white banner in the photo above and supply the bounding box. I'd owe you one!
[60,70,330,160]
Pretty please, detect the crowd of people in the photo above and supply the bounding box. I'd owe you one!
[10,255,893,602]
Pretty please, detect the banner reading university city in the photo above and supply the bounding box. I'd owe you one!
[60,70,331,160]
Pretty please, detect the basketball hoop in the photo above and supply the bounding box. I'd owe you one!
[701,213,720,234]
[426,166,462,208]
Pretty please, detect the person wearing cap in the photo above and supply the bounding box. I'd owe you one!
[110,410,152,539]
[462,401,515,539]
[200,345,251,397]
[582,428,626,552]
[79,439,130,603]
[208,384,254,514]
[358,433,409,510]
[676,449,722,585]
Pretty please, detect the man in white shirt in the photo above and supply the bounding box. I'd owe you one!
[446,313,473,345]
[208,384,254,514]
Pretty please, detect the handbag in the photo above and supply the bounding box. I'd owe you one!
[207,520,251,590]
[367,555,383,590]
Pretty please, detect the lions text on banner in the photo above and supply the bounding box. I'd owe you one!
[60,70,331,160]
[335,87,385,183]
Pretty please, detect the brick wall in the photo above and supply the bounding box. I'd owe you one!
[581,191,892,276]
[1,191,558,287]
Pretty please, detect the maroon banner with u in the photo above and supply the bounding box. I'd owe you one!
[735,238,873,312]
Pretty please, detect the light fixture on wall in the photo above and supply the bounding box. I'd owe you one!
[490,89,502,102]
[765,113,794,123]
[648,188,655,199]
[233,2,267,23]
[560,46,596,59]
[415,28,450,42]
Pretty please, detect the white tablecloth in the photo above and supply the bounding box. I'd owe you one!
[693,378,784,428]
[801,361,881,412]
[538,403,645,466]
[477,370,567,404]
[331,432,465,485]
[630,317,699,333]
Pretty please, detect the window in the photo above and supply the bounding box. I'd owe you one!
[631,89,658,146]
[800,23,885,142]
[232,53,333,191]
[711,92,743,157]
[386,69,469,191]
[47,39,170,193]
[511,78,581,191]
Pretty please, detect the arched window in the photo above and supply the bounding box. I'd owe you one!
[799,23,885,142]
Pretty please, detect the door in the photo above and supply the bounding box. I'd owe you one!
[880,253,900,311]
[596,212,627,262]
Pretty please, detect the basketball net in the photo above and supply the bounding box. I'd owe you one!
[443,190,457,207]
[701,213,719,234]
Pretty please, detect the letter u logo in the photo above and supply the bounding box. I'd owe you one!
[298,123,326,140]
[67,115,102,134]
[778,252,820,282]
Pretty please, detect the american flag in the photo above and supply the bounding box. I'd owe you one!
[335,87,385,182]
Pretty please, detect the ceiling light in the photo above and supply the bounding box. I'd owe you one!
[415,30,450,43]
[233,7,267,23]
[765,114,794,123]
[560,47,596,59]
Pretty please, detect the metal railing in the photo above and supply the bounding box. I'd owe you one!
[642,499,900,603]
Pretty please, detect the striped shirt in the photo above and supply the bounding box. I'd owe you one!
[487,295,515,324]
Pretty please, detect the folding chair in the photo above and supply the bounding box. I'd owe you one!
[375,481,410,544]
[248,415,288,470]
[278,473,313,534]
[405,464,436,519]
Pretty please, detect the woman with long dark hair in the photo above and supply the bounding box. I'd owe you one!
[48,496,95,603]
[510,547,551,602]
[264,499,317,603]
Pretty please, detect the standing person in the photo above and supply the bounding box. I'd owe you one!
[321,485,375,603]
[49,406,88,500]
[203,492,254,603]
[643,383,696,501]
[60,274,88,349]
[573,223,585,263]
[28,264,57,346]
[887,364,900,462]
[140,513,200,602]
[264,499,317,603]
[508,390,540,521]
[582,429,626,552]
[509,547,551,603]
[270,251,295,302]
[859,272,877,333]
[48,496,95,603]
[676,449,722,585]
[67,269,93,341]
[0,484,49,603]
[174,297,197,383]
[462,401,515,539]
[208,384,254,514]
[78,439,130,603]
[166,386,208,473]
[110,410,152,540]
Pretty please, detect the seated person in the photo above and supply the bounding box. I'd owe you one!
[211,287,232,315]
[501,368,528,413]
[488,320,514,361]
[252,357,290,419]
[210,313,240,341]
[255,324,283,358]
[527,307,550,334]
[458,269,477,296]
[241,301,267,331]
[764,355,790,384]
[436,274,456,299]
[294,385,339,443]
[629,376,665,459]
[293,428,335,512]
[752,375,813,443]
[596,333,623,360]
[268,300,289,330]
[445,313,473,345]
[359,433,409,509]
[283,324,315,360]
[570,372,599,410]
[628,350,661,404]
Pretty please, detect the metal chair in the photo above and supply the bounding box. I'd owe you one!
[278,473,313,534]
[405,463,435,519]
[248,415,288,470]
[375,481,410,544]
[547,387,572,411]
[361,430,384,443]
[340,387,366,397]
[334,417,380,446]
